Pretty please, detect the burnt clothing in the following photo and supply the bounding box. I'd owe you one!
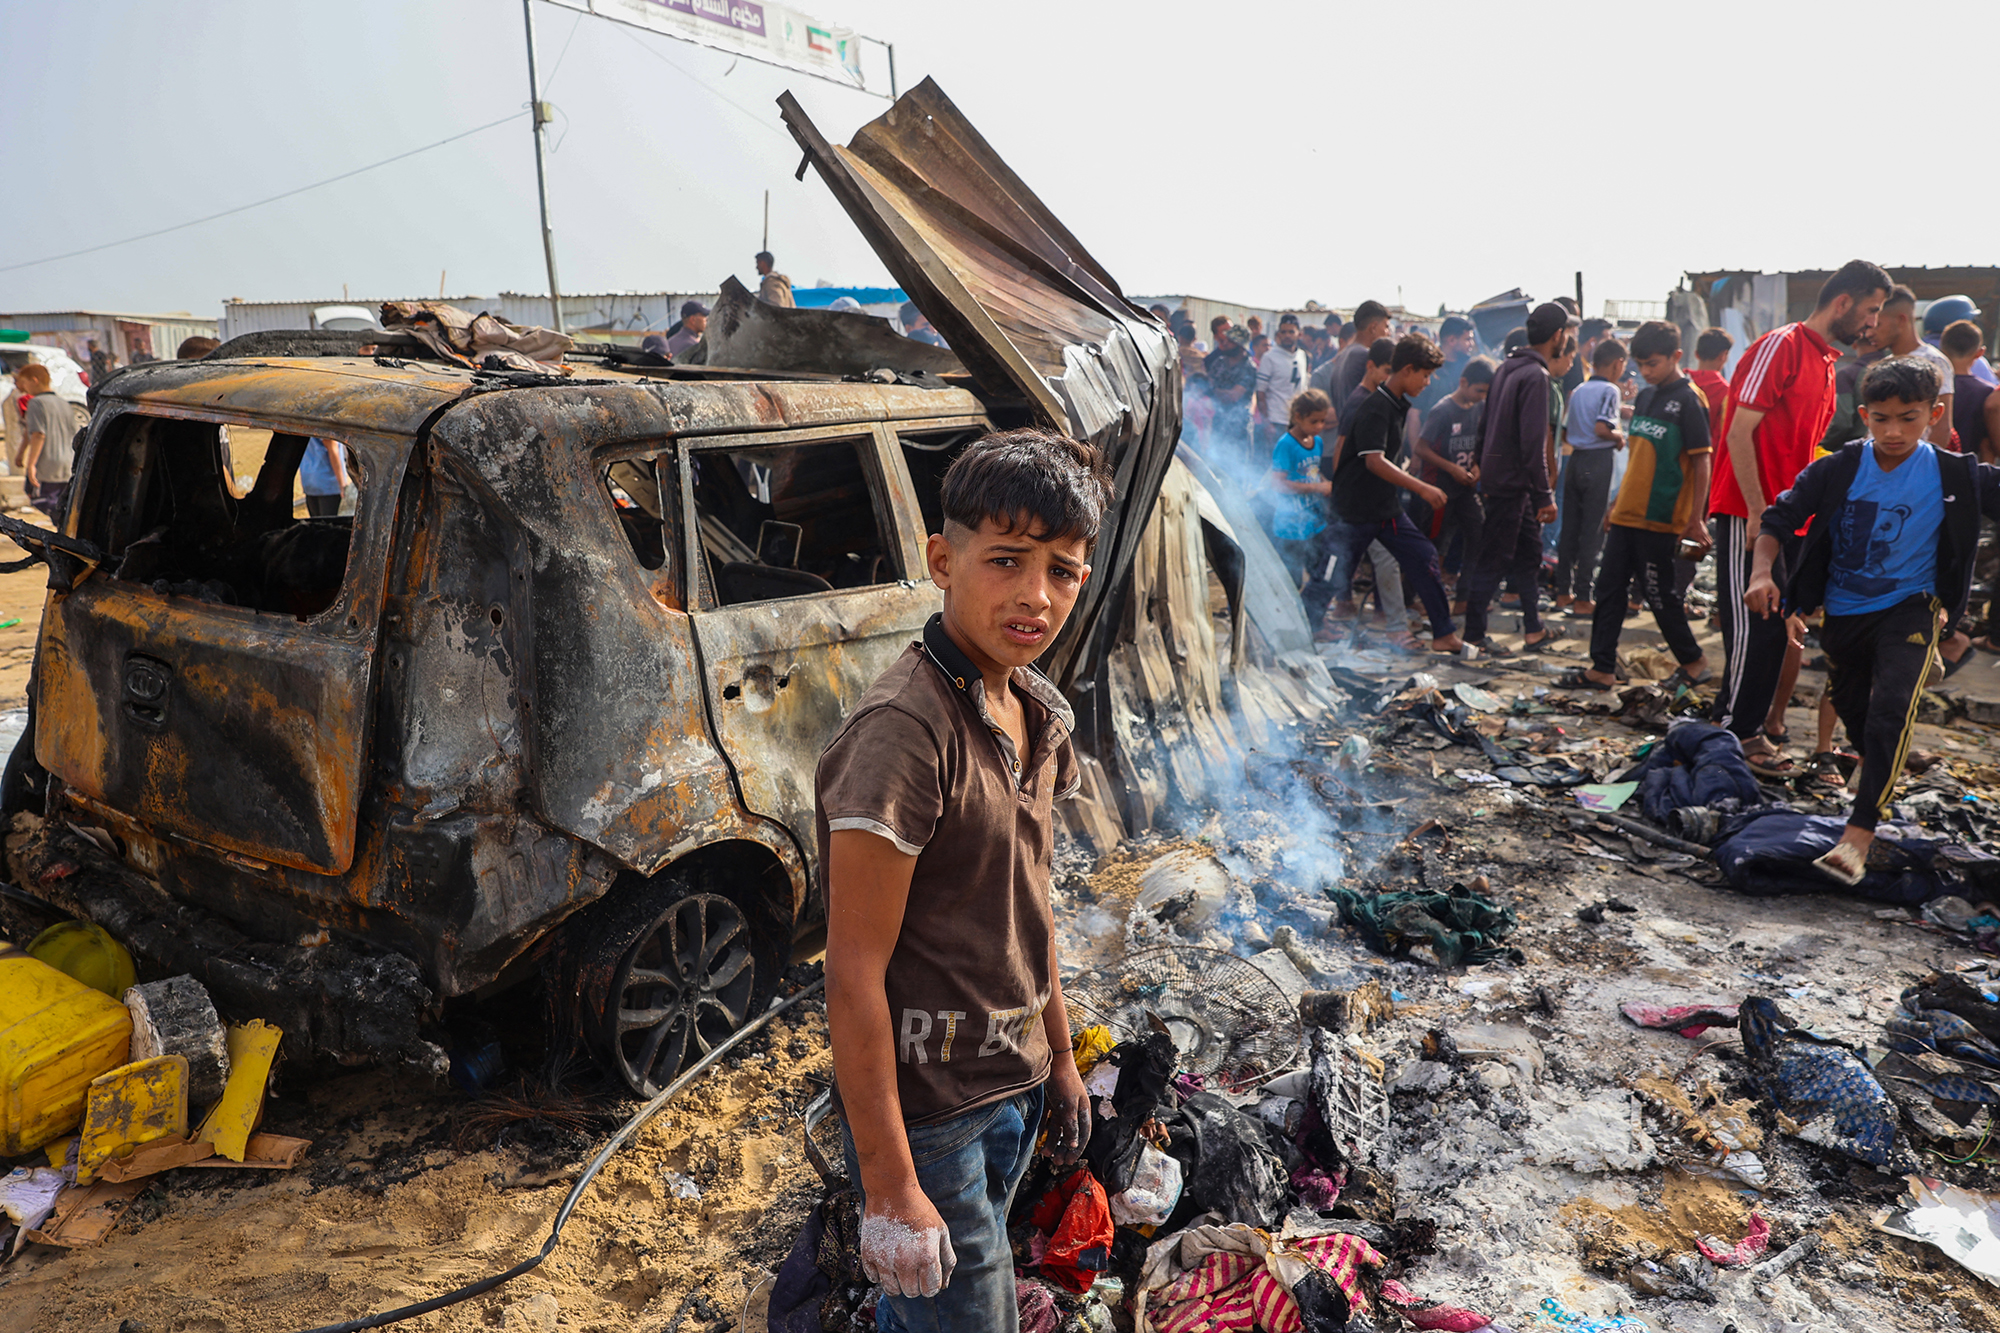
[1476,348,1555,506]
[815,616,1078,1126]
[1710,514,1793,740]
[1588,526,1703,675]
[1821,595,1939,832]
[1760,440,2000,625]
[1330,385,1415,524]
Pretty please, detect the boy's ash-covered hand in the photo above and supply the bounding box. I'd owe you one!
[860,1196,958,1298]
[1040,1058,1091,1164]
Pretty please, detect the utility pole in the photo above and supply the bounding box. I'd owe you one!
[1574,271,1584,318]
[523,0,567,334]
[763,190,769,254]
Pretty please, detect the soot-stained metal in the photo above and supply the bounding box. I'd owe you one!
[4,79,1182,1079]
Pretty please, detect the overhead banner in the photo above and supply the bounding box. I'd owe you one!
[552,0,879,97]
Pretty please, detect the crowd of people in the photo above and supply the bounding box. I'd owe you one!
[1170,265,2000,884]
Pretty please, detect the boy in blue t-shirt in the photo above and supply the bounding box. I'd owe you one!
[1265,388,1340,624]
[1746,357,2000,884]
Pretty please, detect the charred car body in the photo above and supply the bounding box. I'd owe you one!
[0,82,1179,1095]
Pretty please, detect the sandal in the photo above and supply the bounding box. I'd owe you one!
[1741,732,1799,780]
[1812,843,1867,887]
[1552,669,1615,691]
[1665,664,1712,688]
[1465,638,1513,659]
[1522,630,1559,651]
[1807,751,1846,789]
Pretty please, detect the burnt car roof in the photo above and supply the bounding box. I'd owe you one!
[89,355,988,442]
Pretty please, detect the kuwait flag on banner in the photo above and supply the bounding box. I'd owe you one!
[807,25,834,53]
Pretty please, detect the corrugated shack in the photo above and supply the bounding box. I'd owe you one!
[0,310,219,374]
[1674,266,2000,375]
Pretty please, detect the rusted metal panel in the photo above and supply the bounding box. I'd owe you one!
[702,275,964,379]
[778,79,1181,692]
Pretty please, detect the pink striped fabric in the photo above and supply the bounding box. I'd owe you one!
[1150,1231,1385,1333]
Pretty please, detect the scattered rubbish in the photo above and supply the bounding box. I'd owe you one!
[1620,1000,1741,1039]
[1574,782,1638,813]
[1300,1028,1390,1165]
[1454,1023,1544,1084]
[1339,735,1374,767]
[1064,947,1301,1087]
[0,941,134,1154]
[0,1166,65,1239]
[1298,980,1393,1034]
[1532,1092,1655,1172]
[1453,682,1501,712]
[1133,850,1231,934]
[1378,1277,1494,1332]
[1876,1176,2000,1285]
[124,975,231,1106]
[1025,1167,1113,1292]
[1134,1222,1385,1332]
[97,1132,219,1182]
[21,1176,145,1249]
[1631,722,1765,826]
[1748,1232,1821,1281]
[1108,1143,1183,1227]
[1739,997,1901,1168]
[197,1020,283,1163]
[77,1054,188,1183]
[664,1170,702,1200]
[1324,884,1522,968]
[25,919,136,998]
[1695,1211,1771,1266]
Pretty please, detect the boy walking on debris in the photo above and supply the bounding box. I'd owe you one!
[1411,355,1496,600]
[1744,358,2000,885]
[1560,322,1713,691]
[817,429,1100,1328]
[1326,333,1464,653]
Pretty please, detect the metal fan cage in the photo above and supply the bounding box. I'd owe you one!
[1064,945,1303,1091]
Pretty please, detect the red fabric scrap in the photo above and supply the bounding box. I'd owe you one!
[1696,1211,1771,1267]
[1379,1278,1493,1332]
[1620,1000,1741,1039]
[1026,1167,1113,1293]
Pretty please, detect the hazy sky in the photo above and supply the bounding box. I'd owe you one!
[7,1,1997,323]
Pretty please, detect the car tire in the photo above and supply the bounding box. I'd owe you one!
[583,883,758,1097]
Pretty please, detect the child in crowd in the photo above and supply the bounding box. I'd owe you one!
[1327,334,1463,653]
[1318,339,1408,637]
[1689,326,1733,447]
[1559,322,1712,691]
[1412,356,1497,602]
[1552,338,1629,614]
[1744,358,2000,884]
[818,429,1102,1325]
[1266,389,1341,620]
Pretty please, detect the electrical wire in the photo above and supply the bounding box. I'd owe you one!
[0,111,530,276]
[285,976,827,1333]
[609,22,793,142]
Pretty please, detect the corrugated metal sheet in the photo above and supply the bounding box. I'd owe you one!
[0,311,220,366]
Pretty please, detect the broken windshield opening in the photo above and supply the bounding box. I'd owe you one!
[897,425,987,541]
[687,437,897,608]
[79,413,363,622]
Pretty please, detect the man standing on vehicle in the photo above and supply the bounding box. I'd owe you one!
[15,363,76,518]
[755,252,796,308]
[1712,260,1891,771]
[818,429,1100,1331]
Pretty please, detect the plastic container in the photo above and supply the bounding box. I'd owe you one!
[27,920,137,998]
[0,942,134,1154]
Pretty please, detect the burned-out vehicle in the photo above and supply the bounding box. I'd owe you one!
[0,82,1178,1095]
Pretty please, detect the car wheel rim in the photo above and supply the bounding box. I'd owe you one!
[610,893,756,1096]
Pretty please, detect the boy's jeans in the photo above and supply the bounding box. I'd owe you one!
[840,1085,1045,1333]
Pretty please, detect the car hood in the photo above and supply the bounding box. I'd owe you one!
[779,78,1181,692]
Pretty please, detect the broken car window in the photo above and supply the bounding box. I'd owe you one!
[80,414,362,621]
[687,437,896,607]
[898,425,986,541]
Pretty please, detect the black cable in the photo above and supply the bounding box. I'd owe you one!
[0,111,529,275]
[287,976,826,1333]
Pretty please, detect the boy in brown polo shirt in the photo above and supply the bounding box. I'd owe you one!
[817,429,1107,1329]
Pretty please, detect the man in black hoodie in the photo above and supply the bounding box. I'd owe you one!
[1460,302,1569,652]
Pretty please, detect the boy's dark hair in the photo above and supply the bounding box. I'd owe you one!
[1815,259,1893,310]
[1693,326,1732,361]
[1278,312,1300,328]
[1353,299,1390,329]
[1440,315,1474,341]
[1941,319,1985,359]
[1461,355,1497,386]
[1627,321,1681,361]
[1883,284,1918,312]
[1503,326,1529,353]
[1338,321,1356,340]
[1860,356,1941,406]
[1580,317,1613,341]
[1391,332,1446,373]
[940,428,1116,550]
[1591,338,1628,370]
[1366,337,1395,368]
[1210,315,1231,335]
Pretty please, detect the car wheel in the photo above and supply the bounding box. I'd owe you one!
[589,889,757,1097]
